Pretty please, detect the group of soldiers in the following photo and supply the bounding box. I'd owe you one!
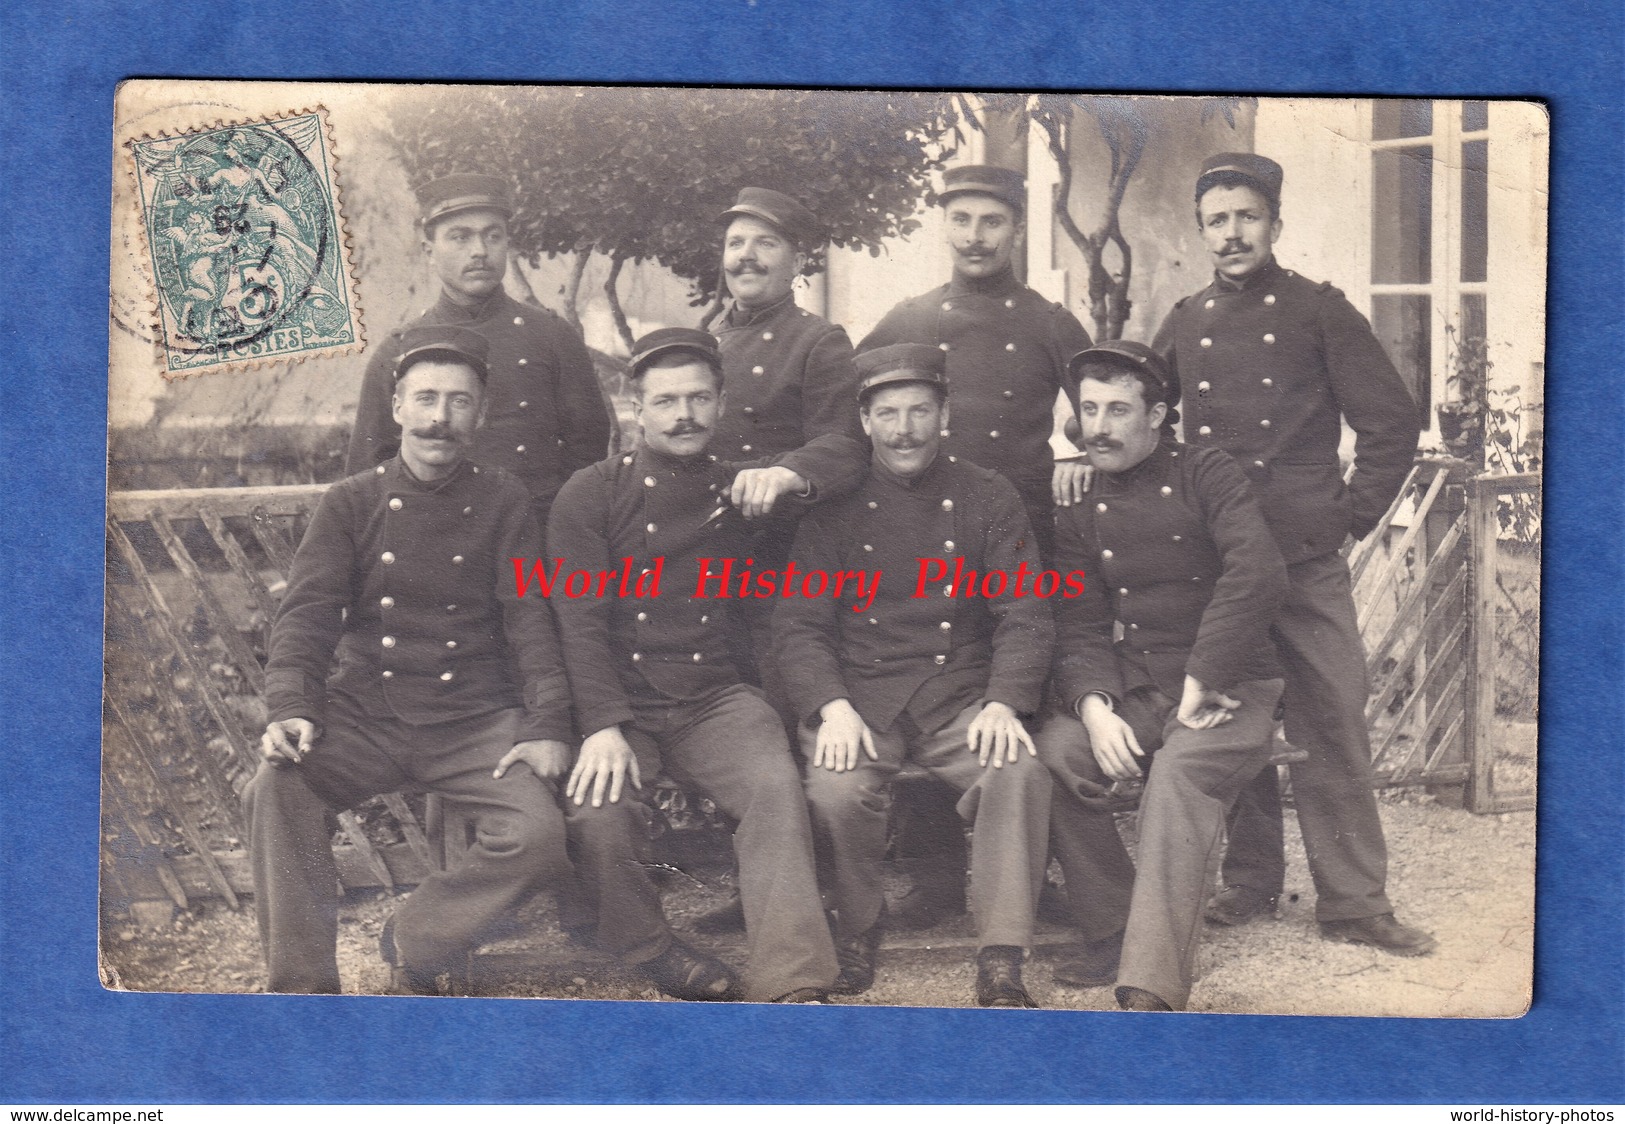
[246,150,1435,1011]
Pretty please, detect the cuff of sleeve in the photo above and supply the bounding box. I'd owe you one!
[798,687,850,726]
[1076,690,1116,713]
[517,714,574,744]
[578,701,635,737]
[1184,654,1239,695]
[265,669,321,726]
[984,684,1041,718]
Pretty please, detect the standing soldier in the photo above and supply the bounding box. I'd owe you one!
[712,186,864,467]
[546,328,863,1003]
[712,187,864,685]
[690,187,865,934]
[348,173,611,534]
[1153,153,1434,954]
[858,164,1092,929]
[777,344,1056,1007]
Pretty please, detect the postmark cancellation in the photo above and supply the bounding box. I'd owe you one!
[126,107,364,378]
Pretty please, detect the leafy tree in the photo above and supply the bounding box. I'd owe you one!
[387,87,965,349]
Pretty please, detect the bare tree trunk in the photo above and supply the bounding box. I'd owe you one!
[1037,97,1145,342]
[506,256,541,308]
[697,266,728,332]
[603,254,635,354]
[563,242,592,337]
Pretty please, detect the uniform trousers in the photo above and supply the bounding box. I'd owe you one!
[1037,677,1283,1009]
[1221,551,1394,921]
[244,697,569,993]
[895,477,1052,904]
[564,682,838,1002]
[802,701,1052,951]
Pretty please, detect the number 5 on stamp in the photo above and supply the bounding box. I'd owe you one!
[127,107,364,378]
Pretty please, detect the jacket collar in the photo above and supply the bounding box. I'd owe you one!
[429,288,514,324]
[635,443,717,476]
[386,454,474,494]
[724,290,797,328]
[945,266,1023,299]
[1096,436,1178,493]
[1211,255,1284,294]
[869,449,951,494]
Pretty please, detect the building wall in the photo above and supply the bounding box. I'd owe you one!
[1035,96,1258,347]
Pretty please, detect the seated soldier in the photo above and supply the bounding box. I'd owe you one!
[546,327,865,1003]
[777,343,1056,1008]
[1034,340,1288,1011]
[246,325,575,995]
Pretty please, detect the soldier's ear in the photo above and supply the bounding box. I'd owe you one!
[1270,216,1284,244]
[390,390,404,427]
[1148,401,1169,431]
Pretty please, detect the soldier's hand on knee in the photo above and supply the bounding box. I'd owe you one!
[967,701,1034,769]
[1052,459,1094,507]
[1079,696,1144,781]
[495,739,572,782]
[567,726,642,807]
[814,699,875,772]
[1177,674,1242,730]
[261,718,317,766]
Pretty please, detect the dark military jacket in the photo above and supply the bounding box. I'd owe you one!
[265,457,573,744]
[1051,439,1287,707]
[1153,258,1420,564]
[347,290,612,530]
[775,454,1055,735]
[713,291,865,461]
[546,435,866,737]
[858,269,1092,497]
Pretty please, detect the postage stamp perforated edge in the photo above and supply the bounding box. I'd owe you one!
[121,103,366,382]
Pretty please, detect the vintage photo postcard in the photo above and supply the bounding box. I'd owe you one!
[102,81,1545,1017]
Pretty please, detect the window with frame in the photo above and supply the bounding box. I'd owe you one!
[1368,99,1491,427]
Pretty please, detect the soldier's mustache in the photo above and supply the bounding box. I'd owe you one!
[1088,437,1123,451]
[667,423,707,436]
[727,262,767,275]
[1221,240,1253,253]
[412,424,456,440]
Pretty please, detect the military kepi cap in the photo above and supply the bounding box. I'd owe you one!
[939,164,1026,212]
[1195,152,1284,206]
[416,173,514,228]
[629,327,721,378]
[1068,339,1173,402]
[394,324,491,384]
[855,343,948,402]
[719,187,822,248]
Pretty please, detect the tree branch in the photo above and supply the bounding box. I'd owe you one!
[563,242,591,336]
[603,254,635,354]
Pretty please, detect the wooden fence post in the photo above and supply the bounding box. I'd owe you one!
[1463,476,1500,813]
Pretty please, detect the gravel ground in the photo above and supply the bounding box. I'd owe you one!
[99,781,1534,1019]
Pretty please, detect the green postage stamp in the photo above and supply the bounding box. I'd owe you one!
[127,108,363,377]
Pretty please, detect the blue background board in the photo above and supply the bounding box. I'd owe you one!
[1,0,1620,1104]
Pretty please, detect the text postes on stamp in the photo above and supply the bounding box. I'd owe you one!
[128,108,363,377]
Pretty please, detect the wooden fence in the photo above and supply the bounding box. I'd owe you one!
[101,460,1540,910]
